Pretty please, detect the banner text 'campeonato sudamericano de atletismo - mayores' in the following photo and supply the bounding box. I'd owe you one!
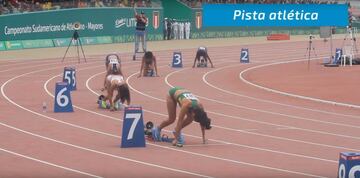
[203,4,349,27]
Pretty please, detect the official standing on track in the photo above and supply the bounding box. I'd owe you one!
[134,10,147,53]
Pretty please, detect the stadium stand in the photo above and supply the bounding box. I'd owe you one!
[0,0,160,15]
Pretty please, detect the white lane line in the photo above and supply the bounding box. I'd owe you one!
[0,123,212,178]
[8,60,325,178]
[84,62,335,176]
[2,58,334,177]
[0,57,101,73]
[164,61,360,141]
[202,61,360,119]
[125,65,360,152]
[183,143,231,147]
[239,58,360,109]
[0,146,103,178]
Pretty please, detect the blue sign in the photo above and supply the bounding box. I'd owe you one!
[172,52,183,68]
[240,48,249,63]
[121,106,146,148]
[62,67,76,91]
[203,4,348,27]
[338,152,360,178]
[54,82,73,112]
[334,48,342,64]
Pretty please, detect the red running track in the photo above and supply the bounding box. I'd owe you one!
[1,39,360,178]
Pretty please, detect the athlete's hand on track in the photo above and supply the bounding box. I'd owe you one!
[203,139,208,144]
[172,139,178,146]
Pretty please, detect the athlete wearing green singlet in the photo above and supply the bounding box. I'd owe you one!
[151,87,212,147]
[168,87,199,108]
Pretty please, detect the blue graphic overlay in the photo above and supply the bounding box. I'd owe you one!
[203,4,348,27]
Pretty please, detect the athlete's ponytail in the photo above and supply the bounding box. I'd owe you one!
[117,84,131,105]
[193,107,211,130]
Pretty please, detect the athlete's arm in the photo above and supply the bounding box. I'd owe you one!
[102,73,110,91]
[142,15,148,24]
[192,56,197,68]
[181,115,193,129]
[138,57,145,78]
[153,57,159,77]
[105,85,115,111]
[200,125,206,144]
[207,54,214,68]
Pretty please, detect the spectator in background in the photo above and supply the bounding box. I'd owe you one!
[34,1,42,11]
[145,0,151,7]
[0,0,156,15]
[77,0,89,8]
[95,0,105,7]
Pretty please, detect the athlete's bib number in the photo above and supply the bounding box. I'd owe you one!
[109,58,118,64]
[183,93,198,100]
[112,76,124,83]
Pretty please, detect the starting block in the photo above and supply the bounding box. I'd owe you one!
[240,48,249,63]
[97,96,110,109]
[172,52,183,68]
[97,95,124,110]
[338,152,360,178]
[145,69,156,77]
[121,106,146,148]
[54,82,73,112]
[144,121,184,147]
[62,67,76,91]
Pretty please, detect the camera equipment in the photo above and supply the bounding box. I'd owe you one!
[305,34,317,70]
[320,26,335,64]
[62,22,87,63]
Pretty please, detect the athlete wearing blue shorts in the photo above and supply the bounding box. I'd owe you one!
[192,47,214,68]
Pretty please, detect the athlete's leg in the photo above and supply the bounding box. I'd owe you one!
[159,94,177,130]
[113,90,121,105]
[105,85,116,111]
